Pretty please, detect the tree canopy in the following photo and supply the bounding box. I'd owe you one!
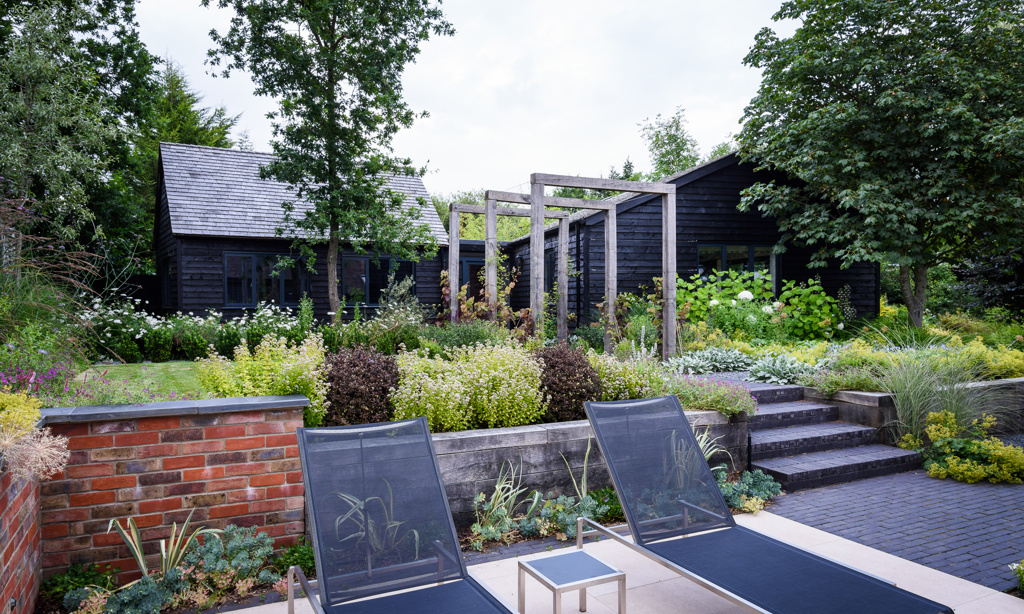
[203,0,454,313]
[738,0,1024,326]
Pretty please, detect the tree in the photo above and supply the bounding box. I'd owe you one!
[204,0,454,313]
[0,2,116,242]
[639,107,701,180]
[738,0,1024,326]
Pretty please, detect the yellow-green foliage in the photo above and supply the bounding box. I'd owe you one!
[196,335,327,426]
[830,339,892,370]
[955,338,1024,379]
[677,322,729,352]
[914,411,1024,484]
[0,391,42,437]
[754,341,830,365]
[878,295,899,320]
[391,342,546,432]
[587,352,664,401]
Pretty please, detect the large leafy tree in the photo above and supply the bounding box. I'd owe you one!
[738,0,1024,326]
[0,2,116,242]
[204,0,454,313]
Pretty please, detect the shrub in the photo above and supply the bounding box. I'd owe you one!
[322,346,398,426]
[183,524,279,585]
[418,320,510,353]
[272,537,316,578]
[799,367,883,396]
[748,354,816,385]
[392,342,546,432]
[1012,560,1024,591]
[676,269,775,325]
[589,487,625,524]
[665,376,758,417]
[776,278,842,340]
[536,343,601,422]
[142,324,173,363]
[664,347,753,375]
[0,390,41,436]
[40,563,117,604]
[716,470,783,513]
[196,335,328,426]
[900,411,1024,484]
[587,351,663,401]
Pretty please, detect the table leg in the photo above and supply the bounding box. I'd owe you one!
[518,568,525,614]
[579,587,587,612]
[554,589,561,614]
[617,577,626,614]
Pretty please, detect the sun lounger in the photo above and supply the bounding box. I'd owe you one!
[581,396,953,614]
[288,417,513,614]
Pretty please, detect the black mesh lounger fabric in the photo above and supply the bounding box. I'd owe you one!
[333,577,511,614]
[585,396,954,614]
[297,418,512,614]
[646,526,953,614]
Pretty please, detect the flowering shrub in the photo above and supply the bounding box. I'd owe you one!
[38,369,195,409]
[776,278,842,340]
[587,351,664,401]
[392,342,546,432]
[676,269,774,324]
[322,347,398,426]
[665,376,758,417]
[196,335,328,426]
[536,343,601,422]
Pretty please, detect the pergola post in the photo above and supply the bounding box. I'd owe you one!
[604,207,617,353]
[484,198,498,320]
[448,205,460,323]
[529,182,546,334]
[557,217,569,342]
[663,187,677,357]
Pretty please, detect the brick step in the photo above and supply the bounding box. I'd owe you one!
[748,401,839,431]
[751,445,921,491]
[750,423,879,461]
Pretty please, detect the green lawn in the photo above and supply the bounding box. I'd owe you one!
[78,361,208,398]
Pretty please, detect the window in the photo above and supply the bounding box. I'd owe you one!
[697,244,773,277]
[224,253,308,307]
[342,257,415,305]
[459,258,485,300]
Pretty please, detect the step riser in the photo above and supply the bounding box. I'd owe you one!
[750,431,878,461]
[749,386,804,405]
[758,456,922,491]
[749,406,838,431]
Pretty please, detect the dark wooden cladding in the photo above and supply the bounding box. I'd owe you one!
[506,154,880,322]
[168,236,443,322]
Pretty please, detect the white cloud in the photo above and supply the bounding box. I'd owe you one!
[136,0,795,196]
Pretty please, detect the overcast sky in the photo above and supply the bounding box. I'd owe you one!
[136,1,796,197]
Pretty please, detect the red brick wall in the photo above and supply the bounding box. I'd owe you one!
[0,468,41,614]
[41,405,305,584]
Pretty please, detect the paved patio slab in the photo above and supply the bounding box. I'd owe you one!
[767,469,1024,591]
[238,511,1023,614]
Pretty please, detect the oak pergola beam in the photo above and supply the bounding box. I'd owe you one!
[483,190,614,211]
[526,173,677,356]
[448,201,568,322]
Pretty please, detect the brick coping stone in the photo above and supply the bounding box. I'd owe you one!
[39,395,310,424]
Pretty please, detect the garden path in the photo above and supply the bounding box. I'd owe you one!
[767,469,1024,591]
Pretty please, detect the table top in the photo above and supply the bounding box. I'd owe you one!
[519,550,623,588]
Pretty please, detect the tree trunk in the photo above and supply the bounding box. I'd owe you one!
[899,264,928,327]
[327,221,340,319]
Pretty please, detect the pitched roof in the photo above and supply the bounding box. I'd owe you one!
[158,142,448,245]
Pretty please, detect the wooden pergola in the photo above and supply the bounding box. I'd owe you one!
[448,174,677,357]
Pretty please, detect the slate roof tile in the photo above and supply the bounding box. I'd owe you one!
[159,142,447,245]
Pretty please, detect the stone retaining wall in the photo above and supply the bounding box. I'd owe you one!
[804,376,1024,443]
[0,468,40,614]
[38,396,308,584]
[434,411,746,526]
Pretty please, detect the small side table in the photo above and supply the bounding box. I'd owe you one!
[517,550,626,614]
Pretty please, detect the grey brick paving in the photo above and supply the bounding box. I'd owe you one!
[767,469,1024,591]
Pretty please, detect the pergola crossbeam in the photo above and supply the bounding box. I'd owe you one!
[484,190,614,210]
[530,173,673,194]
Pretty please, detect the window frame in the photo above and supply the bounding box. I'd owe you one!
[696,244,775,276]
[340,256,417,307]
[223,251,309,308]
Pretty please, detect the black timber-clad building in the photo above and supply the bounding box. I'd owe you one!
[154,143,447,320]
[504,153,880,324]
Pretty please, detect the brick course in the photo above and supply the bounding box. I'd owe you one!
[41,404,306,584]
[0,468,41,614]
